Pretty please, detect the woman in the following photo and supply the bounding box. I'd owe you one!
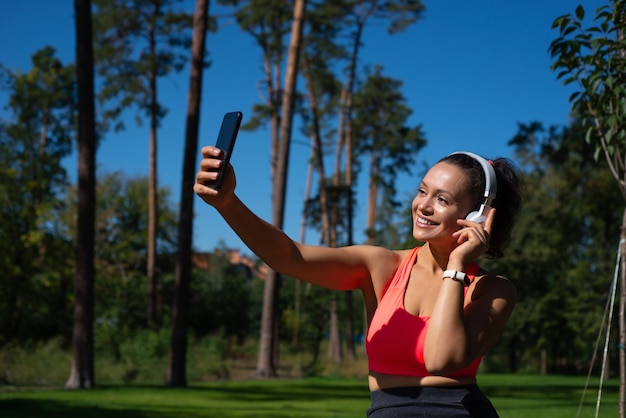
[194,147,523,417]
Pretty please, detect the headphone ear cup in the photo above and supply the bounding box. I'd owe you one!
[465,211,485,224]
[465,205,493,225]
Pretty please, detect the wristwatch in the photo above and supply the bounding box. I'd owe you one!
[442,269,470,287]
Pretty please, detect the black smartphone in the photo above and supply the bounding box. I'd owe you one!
[209,111,242,189]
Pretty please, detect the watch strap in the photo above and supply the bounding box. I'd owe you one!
[442,269,470,286]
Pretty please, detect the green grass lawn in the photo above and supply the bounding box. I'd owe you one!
[0,374,618,418]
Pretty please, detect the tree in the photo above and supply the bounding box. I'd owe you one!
[550,1,626,413]
[67,0,97,389]
[93,0,192,328]
[332,0,425,246]
[328,0,424,362]
[259,0,307,378]
[0,47,75,346]
[291,7,344,348]
[168,0,211,387]
[351,65,426,246]
[493,121,620,375]
[219,0,306,377]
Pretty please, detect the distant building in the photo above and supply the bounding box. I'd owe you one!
[191,249,267,280]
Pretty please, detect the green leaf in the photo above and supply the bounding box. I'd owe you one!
[575,5,585,21]
[605,126,614,144]
[593,146,601,161]
[585,127,593,144]
[563,25,577,37]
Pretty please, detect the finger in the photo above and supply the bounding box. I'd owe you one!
[454,226,470,243]
[483,207,496,233]
[201,146,222,158]
[199,157,223,172]
[193,180,217,196]
[196,169,223,190]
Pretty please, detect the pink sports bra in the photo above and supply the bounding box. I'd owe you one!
[366,246,482,378]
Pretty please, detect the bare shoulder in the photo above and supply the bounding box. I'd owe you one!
[345,244,403,273]
[364,246,408,296]
[471,270,517,304]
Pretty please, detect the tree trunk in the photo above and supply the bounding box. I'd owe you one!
[615,206,626,418]
[167,0,209,388]
[146,2,160,328]
[344,87,356,359]
[328,296,343,363]
[366,153,380,245]
[257,269,280,377]
[67,0,96,389]
[256,0,306,377]
[328,20,366,363]
[294,144,316,345]
[302,53,331,244]
[344,291,356,358]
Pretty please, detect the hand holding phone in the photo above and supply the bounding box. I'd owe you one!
[208,111,242,189]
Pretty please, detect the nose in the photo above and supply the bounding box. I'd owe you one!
[414,195,432,214]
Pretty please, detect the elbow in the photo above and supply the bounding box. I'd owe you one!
[424,360,456,376]
[424,351,469,376]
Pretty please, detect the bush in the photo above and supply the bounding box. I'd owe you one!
[0,337,70,386]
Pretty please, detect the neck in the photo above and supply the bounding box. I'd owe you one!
[418,243,452,274]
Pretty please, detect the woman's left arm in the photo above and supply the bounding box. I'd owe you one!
[423,210,517,375]
[424,272,516,375]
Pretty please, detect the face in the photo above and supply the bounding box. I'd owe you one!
[411,162,475,243]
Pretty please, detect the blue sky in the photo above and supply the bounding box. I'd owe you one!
[0,0,605,253]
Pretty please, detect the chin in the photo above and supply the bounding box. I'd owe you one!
[412,229,431,243]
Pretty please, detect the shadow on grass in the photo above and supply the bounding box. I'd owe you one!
[1,398,151,418]
[0,379,372,418]
[195,379,370,401]
[1,377,617,418]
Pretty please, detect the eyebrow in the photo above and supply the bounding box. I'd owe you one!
[419,181,455,200]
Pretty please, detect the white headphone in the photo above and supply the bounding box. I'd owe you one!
[449,151,497,224]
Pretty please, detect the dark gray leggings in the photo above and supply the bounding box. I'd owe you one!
[367,385,499,418]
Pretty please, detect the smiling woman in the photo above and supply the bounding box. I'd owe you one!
[194,146,524,417]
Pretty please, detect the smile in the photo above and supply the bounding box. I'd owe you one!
[416,217,437,226]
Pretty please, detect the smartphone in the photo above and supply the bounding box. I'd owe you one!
[208,111,242,189]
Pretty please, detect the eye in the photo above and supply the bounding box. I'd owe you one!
[437,195,450,205]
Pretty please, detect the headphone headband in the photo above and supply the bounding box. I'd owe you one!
[449,151,497,206]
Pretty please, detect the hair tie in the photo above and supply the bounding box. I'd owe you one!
[488,159,495,167]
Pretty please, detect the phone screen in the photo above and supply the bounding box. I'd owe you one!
[209,111,242,189]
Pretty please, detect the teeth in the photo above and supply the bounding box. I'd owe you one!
[417,217,435,225]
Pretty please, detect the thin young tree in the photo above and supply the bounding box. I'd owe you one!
[550,1,626,414]
[67,0,97,389]
[167,0,211,387]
